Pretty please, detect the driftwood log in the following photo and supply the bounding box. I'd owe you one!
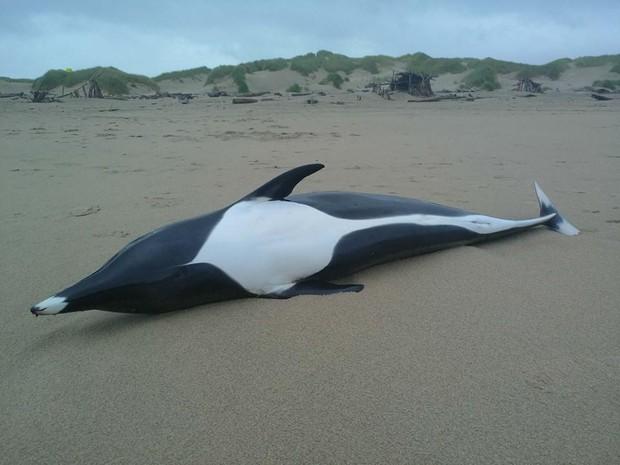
[241,91,270,97]
[0,92,27,99]
[407,97,442,102]
[232,97,258,104]
[408,94,476,103]
[591,93,613,101]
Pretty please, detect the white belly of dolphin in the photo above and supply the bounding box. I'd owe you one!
[189,199,552,295]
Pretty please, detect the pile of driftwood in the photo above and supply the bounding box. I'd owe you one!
[86,80,103,98]
[391,71,434,97]
[369,82,392,99]
[3,90,63,103]
[32,91,56,103]
[514,78,542,93]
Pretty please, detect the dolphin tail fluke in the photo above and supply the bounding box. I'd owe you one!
[534,182,579,236]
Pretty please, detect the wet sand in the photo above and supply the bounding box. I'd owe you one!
[1,92,619,464]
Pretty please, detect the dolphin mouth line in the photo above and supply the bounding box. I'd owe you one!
[30,296,68,316]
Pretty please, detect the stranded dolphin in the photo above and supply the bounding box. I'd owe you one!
[31,163,579,316]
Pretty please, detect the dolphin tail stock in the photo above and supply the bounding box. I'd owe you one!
[534,182,579,236]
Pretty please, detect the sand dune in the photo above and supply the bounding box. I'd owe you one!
[1,91,619,464]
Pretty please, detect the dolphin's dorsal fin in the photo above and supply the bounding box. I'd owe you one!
[242,163,324,201]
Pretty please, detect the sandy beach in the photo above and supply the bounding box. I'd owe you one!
[1,91,619,464]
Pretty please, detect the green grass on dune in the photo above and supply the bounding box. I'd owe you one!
[401,52,467,75]
[205,65,249,93]
[294,50,389,75]
[200,51,620,92]
[205,59,289,93]
[241,58,289,73]
[204,50,389,89]
[205,65,236,84]
[153,66,210,82]
[33,67,159,95]
[231,67,249,93]
[0,76,33,83]
[515,59,572,80]
[574,54,620,68]
[319,72,344,89]
[592,79,620,90]
[24,52,620,96]
[462,66,501,90]
[290,53,322,76]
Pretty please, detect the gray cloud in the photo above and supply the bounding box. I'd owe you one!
[1,0,619,77]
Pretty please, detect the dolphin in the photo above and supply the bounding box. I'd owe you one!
[31,164,578,315]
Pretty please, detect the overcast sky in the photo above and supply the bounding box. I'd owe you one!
[2,0,619,78]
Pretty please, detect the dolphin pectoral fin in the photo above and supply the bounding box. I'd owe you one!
[242,163,324,201]
[267,281,364,299]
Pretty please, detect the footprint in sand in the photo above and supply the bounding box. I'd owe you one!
[69,205,101,217]
[93,230,130,238]
[144,196,181,208]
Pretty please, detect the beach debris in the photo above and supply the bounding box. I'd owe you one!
[176,94,193,104]
[0,92,27,99]
[69,205,101,217]
[514,78,542,93]
[391,71,434,97]
[208,90,228,97]
[92,230,130,238]
[31,91,53,103]
[86,79,104,98]
[306,98,318,104]
[240,91,271,97]
[31,90,67,102]
[407,97,442,102]
[232,97,258,104]
[407,93,477,103]
[591,93,613,101]
[373,83,392,99]
[290,92,313,97]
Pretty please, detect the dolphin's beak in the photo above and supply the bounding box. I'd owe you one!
[30,296,68,316]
